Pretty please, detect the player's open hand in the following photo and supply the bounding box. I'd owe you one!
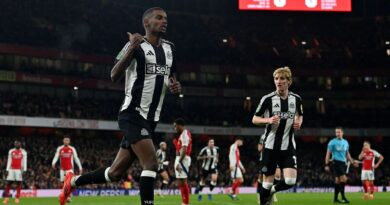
[127,32,143,50]
[324,165,330,172]
[169,77,182,94]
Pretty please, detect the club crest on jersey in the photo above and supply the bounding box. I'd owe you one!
[146,63,170,75]
[166,51,172,60]
[289,102,295,109]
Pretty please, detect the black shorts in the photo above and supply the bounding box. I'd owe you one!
[201,168,218,179]
[118,111,157,148]
[332,160,347,177]
[260,148,297,176]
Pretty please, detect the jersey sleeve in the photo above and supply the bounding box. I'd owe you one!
[373,150,382,158]
[229,145,237,167]
[254,96,270,117]
[115,42,131,62]
[296,96,304,116]
[22,149,27,172]
[52,146,60,166]
[180,130,189,146]
[327,141,333,152]
[6,150,12,171]
[198,147,206,157]
[170,44,177,76]
[71,147,82,170]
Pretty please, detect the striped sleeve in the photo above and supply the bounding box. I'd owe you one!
[255,96,270,117]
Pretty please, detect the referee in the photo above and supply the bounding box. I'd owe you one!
[325,126,355,204]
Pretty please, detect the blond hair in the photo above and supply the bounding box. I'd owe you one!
[273,66,292,86]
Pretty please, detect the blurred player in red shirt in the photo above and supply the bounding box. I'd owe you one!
[358,141,384,200]
[3,140,27,204]
[52,136,82,202]
[173,118,192,205]
[228,138,245,200]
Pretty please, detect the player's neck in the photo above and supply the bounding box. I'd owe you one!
[145,33,162,47]
[276,89,289,99]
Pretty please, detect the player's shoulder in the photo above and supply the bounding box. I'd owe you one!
[9,148,16,153]
[262,91,277,100]
[289,91,302,100]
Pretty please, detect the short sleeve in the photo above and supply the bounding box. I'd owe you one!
[255,96,270,117]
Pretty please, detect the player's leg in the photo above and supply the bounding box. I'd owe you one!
[361,170,369,199]
[259,149,277,205]
[368,171,375,199]
[334,177,341,202]
[208,172,218,200]
[159,170,169,195]
[131,139,159,205]
[175,156,191,205]
[229,168,243,200]
[15,170,22,204]
[2,181,12,204]
[339,174,349,203]
[196,170,206,200]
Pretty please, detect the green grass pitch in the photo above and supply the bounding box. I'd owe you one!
[5,192,390,205]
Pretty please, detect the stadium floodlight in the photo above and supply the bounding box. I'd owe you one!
[246,96,251,100]
[73,86,79,91]
[385,41,390,45]
[301,41,307,45]
[318,97,324,101]
[179,94,184,98]
[222,38,228,43]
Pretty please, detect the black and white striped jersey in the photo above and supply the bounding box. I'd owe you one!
[255,91,303,151]
[156,148,168,170]
[116,38,176,122]
[198,146,219,170]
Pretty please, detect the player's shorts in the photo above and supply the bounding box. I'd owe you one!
[175,156,191,179]
[361,170,375,181]
[6,169,23,181]
[201,168,218,179]
[231,167,243,179]
[157,165,169,174]
[332,160,348,177]
[60,169,74,182]
[260,148,297,176]
[118,111,157,148]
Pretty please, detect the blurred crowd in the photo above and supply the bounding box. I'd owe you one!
[0,134,389,190]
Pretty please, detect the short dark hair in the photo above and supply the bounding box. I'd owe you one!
[174,118,185,126]
[335,126,343,131]
[364,140,371,145]
[63,135,70,139]
[236,137,244,141]
[142,7,165,21]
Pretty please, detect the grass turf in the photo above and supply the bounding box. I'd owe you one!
[3,192,390,205]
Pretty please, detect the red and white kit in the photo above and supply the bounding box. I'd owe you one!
[361,150,381,181]
[174,129,192,179]
[6,148,27,181]
[52,145,82,181]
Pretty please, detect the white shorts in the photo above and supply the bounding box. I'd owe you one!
[60,169,74,182]
[174,156,191,179]
[6,169,23,181]
[231,167,243,179]
[361,170,375,181]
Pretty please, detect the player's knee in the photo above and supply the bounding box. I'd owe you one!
[284,177,296,186]
[107,168,123,182]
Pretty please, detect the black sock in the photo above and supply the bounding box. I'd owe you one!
[198,184,204,193]
[260,186,271,205]
[75,167,109,186]
[140,172,156,205]
[274,180,294,192]
[334,184,340,201]
[340,182,346,200]
[273,179,280,186]
[160,181,168,190]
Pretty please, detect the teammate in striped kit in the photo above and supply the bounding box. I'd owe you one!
[252,67,303,205]
[3,140,27,204]
[156,142,170,196]
[173,118,192,205]
[195,139,219,201]
[228,138,245,200]
[358,141,384,200]
[59,7,181,205]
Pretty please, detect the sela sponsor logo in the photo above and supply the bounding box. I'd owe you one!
[272,111,295,119]
[146,63,170,75]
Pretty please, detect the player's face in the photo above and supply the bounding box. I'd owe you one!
[208,140,215,148]
[160,143,167,150]
[14,141,21,148]
[363,142,370,151]
[335,129,343,138]
[237,140,243,146]
[274,74,290,92]
[145,10,167,34]
[173,123,181,133]
[63,138,70,146]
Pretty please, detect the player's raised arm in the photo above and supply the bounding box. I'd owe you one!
[111,32,143,82]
